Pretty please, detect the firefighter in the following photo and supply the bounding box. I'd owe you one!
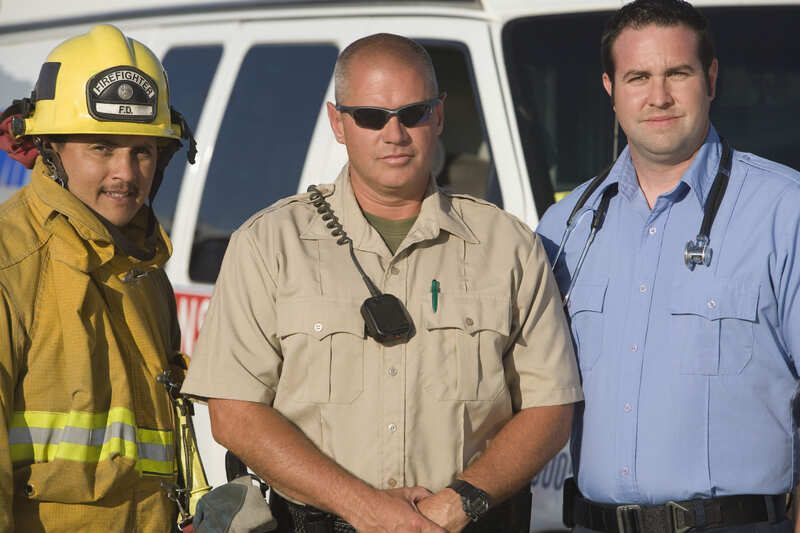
[0,24,197,532]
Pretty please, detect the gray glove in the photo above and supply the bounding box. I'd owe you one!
[193,475,277,533]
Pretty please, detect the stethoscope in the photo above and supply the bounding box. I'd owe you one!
[552,140,733,306]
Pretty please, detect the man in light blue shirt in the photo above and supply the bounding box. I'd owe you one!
[536,1,800,533]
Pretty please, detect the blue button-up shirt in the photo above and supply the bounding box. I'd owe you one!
[537,126,800,504]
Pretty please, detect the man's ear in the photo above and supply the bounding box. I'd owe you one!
[602,72,615,111]
[707,58,719,100]
[433,92,446,135]
[326,101,345,144]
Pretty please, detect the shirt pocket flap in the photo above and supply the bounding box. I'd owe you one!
[567,280,608,315]
[669,278,759,321]
[277,298,365,340]
[423,295,510,336]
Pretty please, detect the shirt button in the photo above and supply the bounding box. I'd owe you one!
[624,403,632,413]
[387,366,398,377]
[648,227,657,235]
[313,323,323,332]
[631,344,638,352]
[465,317,474,327]
[621,467,630,476]
[388,423,397,432]
[388,478,397,487]
[639,284,647,293]
[707,299,717,309]
[390,266,400,275]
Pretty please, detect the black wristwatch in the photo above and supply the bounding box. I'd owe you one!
[447,479,490,522]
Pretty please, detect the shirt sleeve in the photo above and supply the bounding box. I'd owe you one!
[505,233,583,411]
[0,282,20,533]
[181,226,282,405]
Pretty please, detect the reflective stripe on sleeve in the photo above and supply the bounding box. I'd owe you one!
[9,407,174,477]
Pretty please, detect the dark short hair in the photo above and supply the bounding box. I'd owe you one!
[601,0,716,85]
[334,33,438,103]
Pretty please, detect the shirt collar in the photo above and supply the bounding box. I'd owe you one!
[301,164,478,255]
[608,124,722,208]
[407,179,478,248]
[682,125,722,208]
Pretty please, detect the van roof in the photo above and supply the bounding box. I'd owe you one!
[1,1,480,34]
[0,0,611,35]
[3,0,794,35]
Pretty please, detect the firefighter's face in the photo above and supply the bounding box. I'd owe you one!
[53,134,158,227]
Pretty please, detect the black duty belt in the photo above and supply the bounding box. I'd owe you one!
[563,477,787,533]
[272,485,531,533]
[270,492,355,533]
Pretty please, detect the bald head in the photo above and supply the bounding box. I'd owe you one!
[334,33,439,104]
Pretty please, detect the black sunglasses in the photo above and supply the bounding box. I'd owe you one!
[335,96,443,130]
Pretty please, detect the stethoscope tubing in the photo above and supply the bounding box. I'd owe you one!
[551,208,595,307]
[549,139,732,308]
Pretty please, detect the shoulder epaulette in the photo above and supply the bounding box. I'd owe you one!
[440,189,499,209]
[258,183,336,215]
[736,152,800,186]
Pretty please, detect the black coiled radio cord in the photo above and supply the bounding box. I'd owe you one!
[306,185,413,343]
[308,185,380,297]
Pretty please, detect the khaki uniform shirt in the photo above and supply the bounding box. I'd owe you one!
[182,167,581,492]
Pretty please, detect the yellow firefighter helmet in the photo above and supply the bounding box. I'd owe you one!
[12,24,185,140]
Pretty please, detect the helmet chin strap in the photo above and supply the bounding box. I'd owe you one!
[32,136,69,189]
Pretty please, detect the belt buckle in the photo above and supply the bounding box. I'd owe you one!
[666,501,692,533]
[616,504,642,533]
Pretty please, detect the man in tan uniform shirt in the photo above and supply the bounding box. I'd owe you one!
[182,33,582,533]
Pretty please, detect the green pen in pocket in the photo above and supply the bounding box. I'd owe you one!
[431,279,440,312]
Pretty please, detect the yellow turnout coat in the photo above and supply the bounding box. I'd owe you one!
[0,159,181,532]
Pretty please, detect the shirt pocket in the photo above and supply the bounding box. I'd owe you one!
[566,279,608,373]
[669,278,758,375]
[421,294,511,401]
[277,298,365,403]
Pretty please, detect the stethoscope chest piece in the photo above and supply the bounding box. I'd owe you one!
[684,234,712,271]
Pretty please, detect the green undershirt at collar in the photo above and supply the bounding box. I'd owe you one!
[362,211,418,255]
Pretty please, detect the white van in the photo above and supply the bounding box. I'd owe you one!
[2,1,799,529]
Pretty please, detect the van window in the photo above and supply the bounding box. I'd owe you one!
[504,12,614,217]
[504,6,800,217]
[190,43,337,283]
[424,43,501,208]
[707,7,800,173]
[155,45,222,234]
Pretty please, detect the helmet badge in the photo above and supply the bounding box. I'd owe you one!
[117,83,134,101]
[86,65,158,123]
